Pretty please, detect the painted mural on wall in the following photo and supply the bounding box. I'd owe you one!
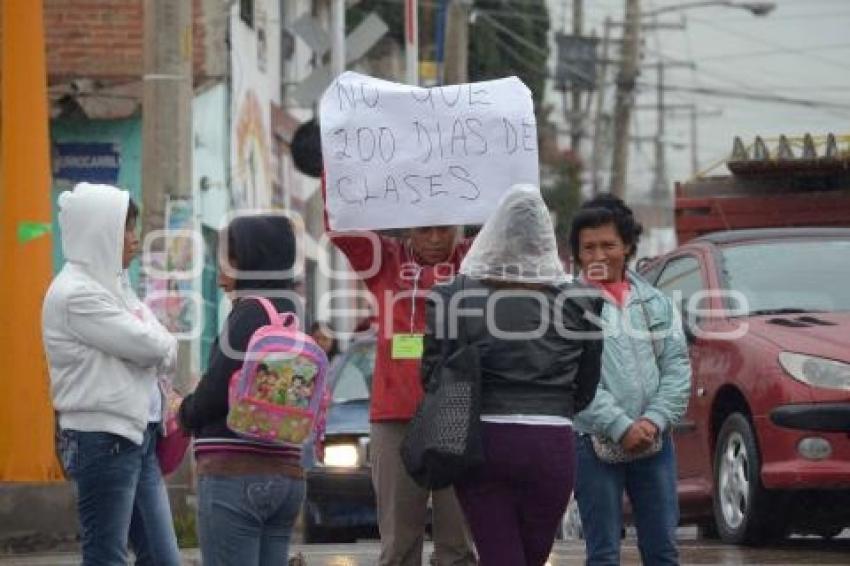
[234,90,271,209]
[230,0,281,210]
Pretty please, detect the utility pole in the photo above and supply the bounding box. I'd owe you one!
[569,0,583,152]
[609,0,640,199]
[651,62,668,201]
[443,0,470,85]
[405,0,419,84]
[590,17,612,195]
[635,102,720,180]
[142,0,193,390]
[331,0,345,77]
[690,105,699,177]
[330,0,348,333]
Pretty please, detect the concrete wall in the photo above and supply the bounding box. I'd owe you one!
[0,484,78,553]
[193,83,230,231]
[0,479,193,553]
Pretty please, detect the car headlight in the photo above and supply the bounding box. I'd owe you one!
[779,352,850,391]
[323,443,360,467]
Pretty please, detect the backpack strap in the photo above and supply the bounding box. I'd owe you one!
[247,296,283,327]
[246,296,300,330]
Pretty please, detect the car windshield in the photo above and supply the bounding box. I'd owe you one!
[331,341,375,403]
[720,238,850,315]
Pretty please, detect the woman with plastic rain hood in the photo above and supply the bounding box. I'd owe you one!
[420,185,605,566]
[42,182,181,566]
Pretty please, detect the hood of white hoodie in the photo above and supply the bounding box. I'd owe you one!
[58,182,129,297]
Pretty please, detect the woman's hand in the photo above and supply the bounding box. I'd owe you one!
[620,419,658,453]
[635,418,659,439]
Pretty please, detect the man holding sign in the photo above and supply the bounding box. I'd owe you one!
[329,226,474,566]
[320,72,540,566]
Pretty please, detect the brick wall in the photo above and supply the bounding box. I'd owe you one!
[44,0,212,85]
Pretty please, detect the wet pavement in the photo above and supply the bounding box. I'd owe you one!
[0,532,849,565]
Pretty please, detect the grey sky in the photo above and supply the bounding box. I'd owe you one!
[546,0,850,201]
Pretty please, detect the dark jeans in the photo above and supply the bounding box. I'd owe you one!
[574,433,679,566]
[455,422,575,566]
[58,424,181,566]
[197,474,305,566]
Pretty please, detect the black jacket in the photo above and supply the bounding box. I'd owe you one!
[422,276,604,419]
[179,216,298,441]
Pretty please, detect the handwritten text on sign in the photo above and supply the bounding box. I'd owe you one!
[320,72,539,230]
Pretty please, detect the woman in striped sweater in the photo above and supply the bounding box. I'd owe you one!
[179,215,306,566]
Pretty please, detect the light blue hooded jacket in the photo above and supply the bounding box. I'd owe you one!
[573,270,692,442]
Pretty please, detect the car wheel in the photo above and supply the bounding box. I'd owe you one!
[712,413,785,545]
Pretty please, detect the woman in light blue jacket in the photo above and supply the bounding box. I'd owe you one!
[570,194,691,566]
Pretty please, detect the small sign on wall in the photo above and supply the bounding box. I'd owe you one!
[52,142,121,185]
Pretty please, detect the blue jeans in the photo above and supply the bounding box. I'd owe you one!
[197,473,305,566]
[574,433,679,566]
[58,425,181,566]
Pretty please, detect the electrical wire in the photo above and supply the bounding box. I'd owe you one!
[652,83,850,112]
[688,15,850,75]
[474,10,599,86]
[708,9,850,22]
[644,51,850,119]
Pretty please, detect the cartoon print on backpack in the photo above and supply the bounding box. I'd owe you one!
[226,298,329,447]
[251,358,317,408]
[254,363,283,403]
[289,362,317,408]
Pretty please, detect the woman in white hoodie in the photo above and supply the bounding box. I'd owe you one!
[42,183,181,566]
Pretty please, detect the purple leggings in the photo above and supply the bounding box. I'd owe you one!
[455,422,575,566]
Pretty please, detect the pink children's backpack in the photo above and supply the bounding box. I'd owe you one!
[227,297,330,447]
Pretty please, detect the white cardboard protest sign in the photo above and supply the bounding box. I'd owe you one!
[320,72,540,231]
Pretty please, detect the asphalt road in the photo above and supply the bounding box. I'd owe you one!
[1,532,848,565]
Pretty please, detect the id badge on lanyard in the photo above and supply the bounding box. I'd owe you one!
[392,263,424,360]
[391,333,424,359]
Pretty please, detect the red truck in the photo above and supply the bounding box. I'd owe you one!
[638,134,850,544]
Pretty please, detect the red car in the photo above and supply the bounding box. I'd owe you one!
[639,227,850,544]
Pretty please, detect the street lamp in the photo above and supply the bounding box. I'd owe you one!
[608,0,776,199]
[642,1,776,18]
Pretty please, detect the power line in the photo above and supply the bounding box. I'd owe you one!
[708,9,850,22]
[695,41,850,62]
[651,83,850,112]
[688,16,850,75]
[473,10,599,86]
[653,52,850,119]
[733,84,850,92]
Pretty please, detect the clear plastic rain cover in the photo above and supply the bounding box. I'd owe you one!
[459,184,569,284]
